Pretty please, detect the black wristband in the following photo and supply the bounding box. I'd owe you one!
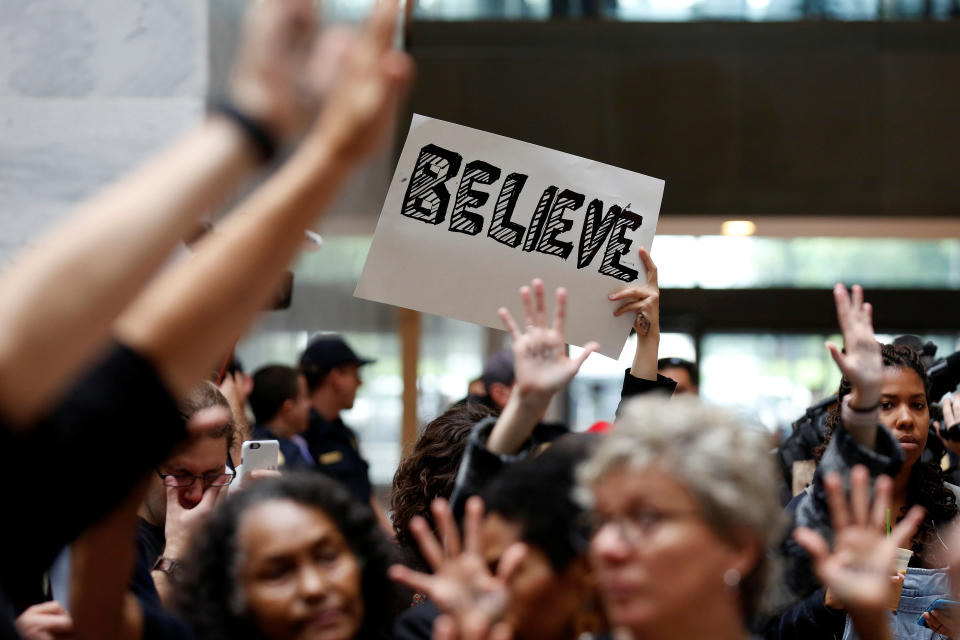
[848,400,881,412]
[209,98,277,162]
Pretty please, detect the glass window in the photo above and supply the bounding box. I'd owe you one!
[418,315,488,424]
[652,236,960,290]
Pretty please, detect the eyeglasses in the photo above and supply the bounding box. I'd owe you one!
[156,469,235,488]
[587,507,701,545]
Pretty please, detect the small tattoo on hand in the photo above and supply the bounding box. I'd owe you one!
[635,312,651,337]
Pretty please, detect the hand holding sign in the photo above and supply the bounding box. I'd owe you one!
[609,247,661,380]
[609,247,660,337]
[487,280,597,455]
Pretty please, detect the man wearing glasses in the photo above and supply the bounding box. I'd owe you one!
[135,383,236,613]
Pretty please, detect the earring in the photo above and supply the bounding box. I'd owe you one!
[723,568,741,588]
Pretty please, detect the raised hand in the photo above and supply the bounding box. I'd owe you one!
[793,465,924,616]
[609,247,659,338]
[498,278,597,403]
[229,0,321,141]
[608,247,659,380]
[826,284,882,407]
[311,0,414,163]
[389,497,526,640]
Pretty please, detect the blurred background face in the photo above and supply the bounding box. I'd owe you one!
[481,513,587,640]
[659,366,697,396]
[237,500,363,640]
[291,375,312,433]
[589,467,744,635]
[878,366,929,469]
[332,365,362,410]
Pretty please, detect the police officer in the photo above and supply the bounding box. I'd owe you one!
[299,335,392,532]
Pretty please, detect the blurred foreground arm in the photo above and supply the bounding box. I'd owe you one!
[0,0,328,427]
[114,0,412,400]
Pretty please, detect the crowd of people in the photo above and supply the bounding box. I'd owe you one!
[2,1,960,640]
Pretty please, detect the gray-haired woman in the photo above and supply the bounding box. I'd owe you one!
[578,395,920,640]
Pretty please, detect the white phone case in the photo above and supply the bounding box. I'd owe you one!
[237,440,280,486]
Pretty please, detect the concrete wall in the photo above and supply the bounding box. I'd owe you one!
[0,0,207,265]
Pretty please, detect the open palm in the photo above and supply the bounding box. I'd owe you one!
[389,498,525,639]
[498,279,596,400]
[794,466,923,613]
[826,284,882,400]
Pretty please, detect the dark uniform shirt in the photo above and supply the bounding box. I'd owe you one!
[303,409,372,503]
[251,424,317,472]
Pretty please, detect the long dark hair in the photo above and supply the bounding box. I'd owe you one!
[175,473,398,640]
[820,343,957,564]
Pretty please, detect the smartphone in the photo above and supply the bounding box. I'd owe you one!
[917,598,960,627]
[237,440,280,486]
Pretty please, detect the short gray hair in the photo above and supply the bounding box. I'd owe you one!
[577,395,785,619]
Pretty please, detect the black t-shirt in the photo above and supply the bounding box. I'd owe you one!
[304,410,373,503]
[0,343,187,625]
[132,518,165,607]
[131,519,200,640]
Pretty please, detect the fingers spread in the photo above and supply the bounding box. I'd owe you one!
[849,465,870,526]
[793,527,830,566]
[498,307,520,341]
[869,474,893,530]
[532,278,546,327]
[409,515,445,571]
[497,542,527,583]
[890,505,925,550]
[833,283,851,326]
[552,287,567,335]
[825,342,845,371]
[851,284,864,311]
[463,496,485,555]
[823,472,851,531]
[388,564,434,594]
[573,342,598,369]
[520,286,534,328]
[432,498,461,558]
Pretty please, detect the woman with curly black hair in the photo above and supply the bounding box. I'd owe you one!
[390,399,497,574]
[175,473,398,640]
[766,284,959,640]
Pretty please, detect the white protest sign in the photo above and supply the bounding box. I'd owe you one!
[354,115,664,358]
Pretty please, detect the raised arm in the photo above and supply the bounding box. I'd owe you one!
[112,0,412,400]
[793,465,924,640]
[0,0,328,428]
[825,283,883,450]
[485,279,597,455]
[609,247,660,380]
